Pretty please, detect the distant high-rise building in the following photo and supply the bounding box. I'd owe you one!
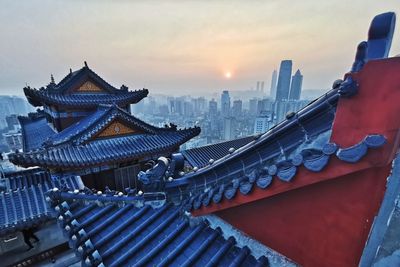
[254,114,270,134]
[183,101,194,116]
[260,81,265,93]
[256,99,273,115]
[209,99,218,115]
[223,117,236,140]
[270,70,277,99]
[289,69,303,100]
[249,98,258,116]
[256,81,260,92]
[221,90,231,117]
[275,60,292,101]
[192,97,206,115]
[232,100,243,117]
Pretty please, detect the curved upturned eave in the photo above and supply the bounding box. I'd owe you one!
[8,127,200,169]
[23,87,149,108]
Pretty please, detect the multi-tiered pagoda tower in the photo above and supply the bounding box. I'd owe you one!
[9,63,200,191]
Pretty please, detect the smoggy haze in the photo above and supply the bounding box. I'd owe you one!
[0,0,399,96]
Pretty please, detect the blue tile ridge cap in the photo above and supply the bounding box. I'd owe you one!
[183,134,386,211]
[45,187,167,209]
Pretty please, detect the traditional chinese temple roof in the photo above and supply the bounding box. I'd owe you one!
[10,105,200,169]
[46,189,281,267]
[23,63,148,108]
[0,168,82,236]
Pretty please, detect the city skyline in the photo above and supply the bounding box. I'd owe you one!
[1,1,399,96]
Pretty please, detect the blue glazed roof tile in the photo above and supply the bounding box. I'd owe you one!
[0,169,82,236]
[19,115,56,151]
[182,136,255,168]
[47,191,269,267]
[10,105,200,169]
[24,65,148,108]
[178,134,387,212]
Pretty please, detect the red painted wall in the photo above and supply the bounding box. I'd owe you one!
[216,166,390,267]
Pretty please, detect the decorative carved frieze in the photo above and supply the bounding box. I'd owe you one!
[76,81,104,93]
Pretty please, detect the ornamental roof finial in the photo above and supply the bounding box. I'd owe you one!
[84,61,88,68]
[50,74,55,85]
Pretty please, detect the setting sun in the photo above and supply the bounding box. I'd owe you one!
[225,71,232,79]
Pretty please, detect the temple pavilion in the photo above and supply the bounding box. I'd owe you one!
[8,63,200,191]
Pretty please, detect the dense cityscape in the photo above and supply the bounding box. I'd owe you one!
[0,60,319,154]
[128,60,312,149]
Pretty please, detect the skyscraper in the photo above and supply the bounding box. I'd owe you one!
[249,98,258,116]
[275,60,292,101]
[221,90,231,117]
[232,100,243,117]
[289,69,303,100]
[223,117,236,140]
[208,99,218,116]
[260,81,265,93]
[253,114,270,134]
[270,70,277,100]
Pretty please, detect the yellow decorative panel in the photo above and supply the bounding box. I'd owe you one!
[76,80,104,92]
[94,121,138,139]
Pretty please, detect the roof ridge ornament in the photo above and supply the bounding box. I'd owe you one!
[335,12,396,98]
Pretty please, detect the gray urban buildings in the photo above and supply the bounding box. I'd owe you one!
[221,90,231,117]
[289,69,303,100]
[275,60,293,101]
[270,70,277,100]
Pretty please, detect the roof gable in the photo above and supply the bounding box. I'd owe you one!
[91,119,143,140]
[23,63,149,108]
[58,65,119,94]
[48,105,157,145]
[72,80,107,93]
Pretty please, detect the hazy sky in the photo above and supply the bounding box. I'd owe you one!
[1,1,399,96]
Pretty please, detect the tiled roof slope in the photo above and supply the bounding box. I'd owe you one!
[24,64,148,108]
[24,87,148,108]
[3,168,52,191]
[47,190,270,267]
[9,129,200,169]
[0,169,82,236]
[10,105,200,169]
[19,115,56,151]
[181,136,255,168]
[47,105,162,146]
